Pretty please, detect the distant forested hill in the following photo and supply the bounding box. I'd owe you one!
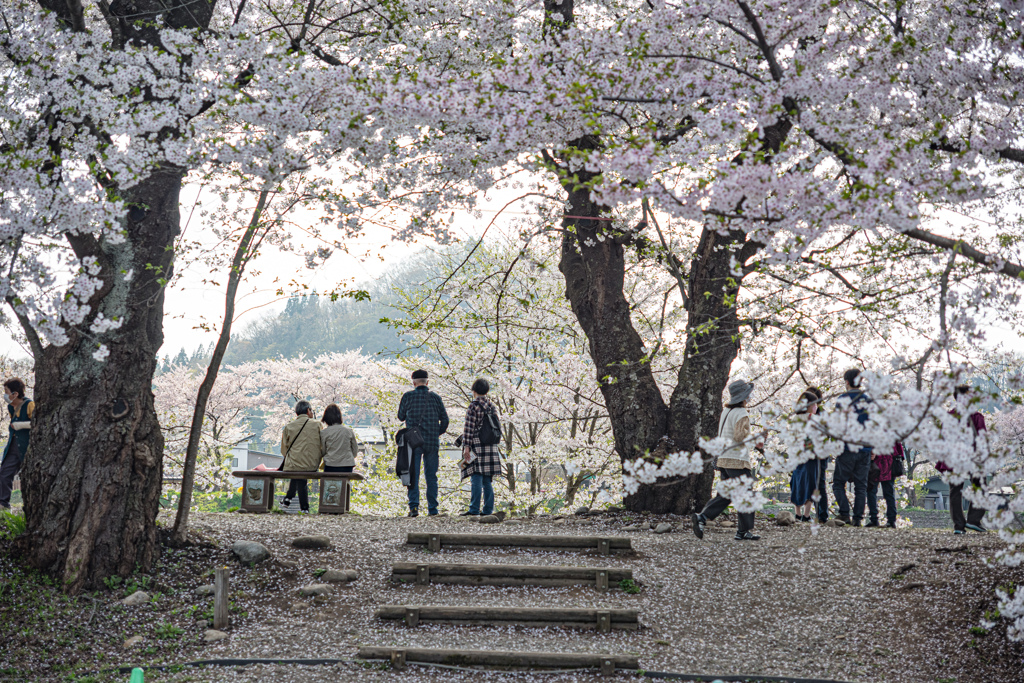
[221,293,403,364]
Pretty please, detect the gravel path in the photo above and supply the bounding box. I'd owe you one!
[131,510,1024,683]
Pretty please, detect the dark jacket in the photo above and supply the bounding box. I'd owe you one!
[397,386,449,452]
[837,390,873,457]
[3,398,34,462]
[461,396,502,479]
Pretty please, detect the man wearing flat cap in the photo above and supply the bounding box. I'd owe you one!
[397,369,449,517]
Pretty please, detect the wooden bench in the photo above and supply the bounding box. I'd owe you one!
[231,470,364,514]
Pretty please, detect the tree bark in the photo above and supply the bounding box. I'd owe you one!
[16,165,184,592]
[170,189,270,545]
[556,178,760,514]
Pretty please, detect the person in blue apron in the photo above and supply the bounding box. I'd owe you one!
[1,378,34,509]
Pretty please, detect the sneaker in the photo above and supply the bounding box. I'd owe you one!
[734,531,761,541]
[864,521,880,528]
[408,510,419,518]
[691,513,706,540]
[459,511,480,517]
[954,529,965,535]
[298,510,310,515]
[965,523,987,533]
[281,497,292,508]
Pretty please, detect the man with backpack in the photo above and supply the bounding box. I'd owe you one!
[459,378,502,517]
[397,369,449,517]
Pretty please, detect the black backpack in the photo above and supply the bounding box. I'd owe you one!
[478,405,502,446]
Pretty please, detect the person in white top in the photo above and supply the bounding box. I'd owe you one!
[692,379,764,541]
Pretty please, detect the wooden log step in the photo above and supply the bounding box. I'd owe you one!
[376,605,639,631]
[390,562,631,589]
[407,532,631,554]
[357,646,639,673]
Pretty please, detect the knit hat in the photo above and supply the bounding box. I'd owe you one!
[411,369,428,380]
[727,379,754,405]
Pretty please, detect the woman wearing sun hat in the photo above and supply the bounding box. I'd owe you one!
[692,379,763,541]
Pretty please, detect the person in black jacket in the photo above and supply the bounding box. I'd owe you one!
[397,369,449,517]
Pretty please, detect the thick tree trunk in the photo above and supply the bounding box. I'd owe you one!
[556,172,681,512]
[556,173,760,514]
[16,166,184,593]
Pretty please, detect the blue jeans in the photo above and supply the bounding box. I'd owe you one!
[470,474,494,515]
[408,447,438,514]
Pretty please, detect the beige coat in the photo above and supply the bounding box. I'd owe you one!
[716,406,753,470]
[321,424,359,468]
[281,416,323,471]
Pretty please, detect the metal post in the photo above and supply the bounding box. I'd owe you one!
[598,538,611,556]
[213,566,230,629]
[600,659,615,676]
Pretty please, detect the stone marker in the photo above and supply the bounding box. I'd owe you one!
[775,511,797,526]
[194,584,215,596]
[478,515,500,524]
[203,629,229,642]
[231,540,271,564]
[298,583,332,596]
[653,523,672,534]
[292,535,332,549]
[123,636,144,648]
[121,591,150,606]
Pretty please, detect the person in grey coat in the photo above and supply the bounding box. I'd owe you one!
[460,378,502,517]
[320,403,359,473]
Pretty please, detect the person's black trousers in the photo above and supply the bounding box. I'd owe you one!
[285,478,309,511]
[813,458,829,523]
[867,479,897,526]
[699,468,754,533]
[832,450,870,523]
[949,480,986,531]
[0,443,23,509]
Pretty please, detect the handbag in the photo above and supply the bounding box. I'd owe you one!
[892,455,905,478]
[404,425,425,449]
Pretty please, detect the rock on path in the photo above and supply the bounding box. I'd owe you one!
[231,540,272,564]
[298,584,332,597]
[203,629,229,642]
[121,591,149,606]
[319,569,358,583]
[292,535,332,549]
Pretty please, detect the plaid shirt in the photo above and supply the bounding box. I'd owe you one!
[461,396,502,478]
[397,386,449,452]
